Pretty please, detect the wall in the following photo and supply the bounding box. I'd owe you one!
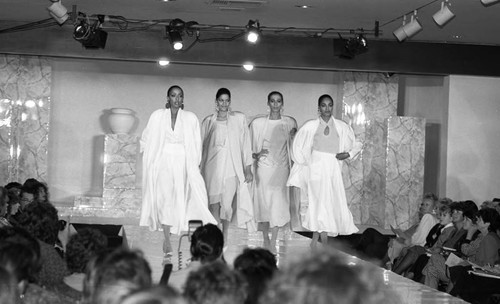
[398,75,449,197]
[48,58,341,204]
[446,75,500,202]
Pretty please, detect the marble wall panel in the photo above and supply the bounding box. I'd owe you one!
[103,134,139,189]
[342,72,399,226]
[385,117,426,229]
[0,55,50,184]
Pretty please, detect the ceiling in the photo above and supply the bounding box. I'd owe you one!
[1,0,500,46]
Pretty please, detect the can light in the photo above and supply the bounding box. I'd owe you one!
[243,64,254,71]
[158,59,170,66]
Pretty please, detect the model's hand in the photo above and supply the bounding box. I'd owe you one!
[244,166,253,183]
[336,152,350,160]
[253,149,269,160]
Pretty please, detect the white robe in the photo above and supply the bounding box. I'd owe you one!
[249,115,297,227]
[140,109,216,234]
[287,117,361,235]
[201,111,255,231]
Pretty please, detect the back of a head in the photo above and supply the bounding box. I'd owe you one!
[0,241,40,283]
[190,224,224,263]
[16,201,59,245]
[234,248,277,304]
[0,226,41,275]
[0,265,19,304]
[66,227,109,274]
[462,200,479,215]
[184,261,246,304]
[121,285,186,304]
[261,249,399,304]
[478,207,500,232]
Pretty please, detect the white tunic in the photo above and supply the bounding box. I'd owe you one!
[287,117,361,235]
[140,109,216,234]
[250,115,297,227]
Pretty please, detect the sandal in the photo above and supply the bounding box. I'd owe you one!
[162,252,173,266]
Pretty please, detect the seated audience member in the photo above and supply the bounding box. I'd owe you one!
[0,226,69,304]
[5,181,22,197]
[121,285,187,304]
[63,227,108,298]
[22,178,49,203]
[447,207,500,303]
[183,261,247,304]
[83,248,152,304]
[421,207,480,289]
[234,247,278,304]
[0,187,12,227]
[15,201,69,290]
[392,202,455,275]
[355,193,439,266]
[411,200,478,282]
[169,223,224,291]
[260,248,399,304]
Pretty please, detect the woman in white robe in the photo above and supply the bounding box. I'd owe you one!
[140,85,216,261]
[249,91,297,251]
[201,88,254,244]
[287,94,361,248]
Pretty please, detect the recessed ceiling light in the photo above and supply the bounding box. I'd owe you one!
[243,63,254,71]
[451,34,462,39]
[295,5,312,9]
[157,58,170,66]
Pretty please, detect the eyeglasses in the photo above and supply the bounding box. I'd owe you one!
[452,210,463,214]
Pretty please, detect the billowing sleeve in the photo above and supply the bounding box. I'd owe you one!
[291,122,312,165]
[140,113,153,153]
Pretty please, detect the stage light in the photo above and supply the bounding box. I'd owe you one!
[47,0,69,25]
[393,15,408,42]
[433,1,455,27]
[243,63,254,71]
[167,27,183,50]
[335,34,368,59]
[402,11,422,39]
[481,0,500,5]
[246,20,260,44]
[158,58,170,66]
[73,15,107,49]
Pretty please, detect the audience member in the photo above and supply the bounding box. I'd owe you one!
[0,186,12,227]
[0,226,69,304]
[0,265,19,304]
[83,248,152,304]
[15,201,69,290]
[121,285,187,304]
[61,227,109,301]
[183,261,247,304]
[234,247,278,304]
[169,223,224,291]
[261,248,399,304]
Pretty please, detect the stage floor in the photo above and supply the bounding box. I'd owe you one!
[60,218,468,304]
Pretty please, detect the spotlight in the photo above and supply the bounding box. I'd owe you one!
[243,63,254,71]
[73,15,107,49]
[47,0,69,25]
[335,34,368,59]
[393,16,408,42]
[402,11,422,39]
[246,20,260,44]
[158,58,170,66]
[481,0,500,5]
[167,27,183,50]
[433,1,455,27]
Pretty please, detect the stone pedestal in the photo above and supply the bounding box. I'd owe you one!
[59,134,141,224]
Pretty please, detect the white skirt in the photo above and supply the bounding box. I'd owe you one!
[253,165,290,227]
[302,150,358,235]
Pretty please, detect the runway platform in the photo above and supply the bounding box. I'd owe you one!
[59,217,468,304]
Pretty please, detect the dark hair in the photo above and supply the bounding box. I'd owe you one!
[477,208,500,232]
[267,91,283,104]
[216,88,231,100]
[121,285,185,304]
[462,200,479,215]
[317,94,333,107]
[20,178,49,203]
[190,224,224,263]
[0,265,19,302]
[0,226,41,282]
[5,182,22,190]
[66,228,109,273]
[234,248,277,304]
[16,201,60,245]
[184,261,247,304]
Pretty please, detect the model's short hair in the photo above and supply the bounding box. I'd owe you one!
[167,85,183,97]
[317,94,333,107]
[267,91,283,103]
[216,88,231,100]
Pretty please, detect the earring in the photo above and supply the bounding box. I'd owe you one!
[165,101,171,109]
[180,103,184,110]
